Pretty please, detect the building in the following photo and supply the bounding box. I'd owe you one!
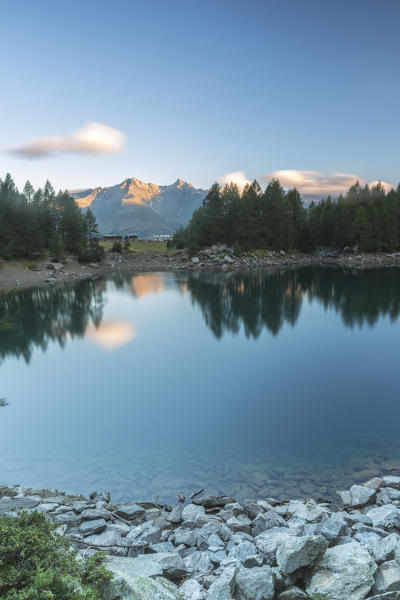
[102,234,138,242]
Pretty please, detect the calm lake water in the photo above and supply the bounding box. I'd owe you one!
[1,267,400,503]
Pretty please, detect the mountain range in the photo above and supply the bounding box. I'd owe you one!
[72,177,207,237]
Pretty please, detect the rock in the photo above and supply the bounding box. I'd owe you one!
[180,578,206,599]
[80,508,111,521]
[372,534,400,564]
[167,506,183,524]
[192,257,200,263]
[368,592,400,600]
[194,496,235,509]
[277,587,309,600]
[306,541,377,600]
[80,518,107,537]
[184,551,212,574]
[367,505,400,528]
[364,477,384,491]
[86,526,128,553]
[226,516,251,534]
[0,497,39,514]
[375,561,400,594]
[383,477,400,490]
[126,521,162,545]
[235,566,275,600]
[104,553,187,581]
[228,541,257,562]
[182,504,206,522]
[104,574,183,600]
[316,517,347,543]
[115,503,146,520]
[337,485,376,508]
[206,566,238,599]
[255,528,297,566]
[276,534,327,574]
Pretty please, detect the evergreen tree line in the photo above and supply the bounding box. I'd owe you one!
[0,173,104,261]
[172,179,400,253]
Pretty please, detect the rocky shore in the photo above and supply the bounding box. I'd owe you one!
[1,246,400,292]
[3,476,400,599]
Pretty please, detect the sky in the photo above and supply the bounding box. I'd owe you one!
[1,0,400,196]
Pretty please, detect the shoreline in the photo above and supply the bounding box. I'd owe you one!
[2,476,400,599]
[1,247,400,294]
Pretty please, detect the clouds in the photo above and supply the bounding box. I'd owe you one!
[11,122,126,158]
[218,169,394,197]
[85,320,136,351]
[217,171,252,191]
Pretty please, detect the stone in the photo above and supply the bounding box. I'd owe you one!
[104,574,183,600]
[276,534,328,574]
[228,541,257,562]
[182,504,206,522]
[80,508,111,521]
[115,503,146,520]
[226,516,251,534]
[306,541,377,600]
[255,528,297,566]
[316,517,347,543]
[194,496,236,509]
[337,485,376,508]
[364,477,384,490]
[383,477,400,490]
[235,566,275,600]
[367,505,400,528]
[172,528,199,547]
[206,566,238,600]
[375,561,400,594]
[104,553,187,581]
[191,257,200,263]
[126,521,162,545]
[180,578,206,599]
[372,534,400,564]
[184,551,212,574]
[80,518,107,537]
[167,506,183,524]
[0,497,39,513]
[277,587,309,600]
[85,527,128,552]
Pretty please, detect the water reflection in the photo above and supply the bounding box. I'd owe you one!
[1,268,400,362]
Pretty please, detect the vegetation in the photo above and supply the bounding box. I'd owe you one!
[0,511,110,600]
[0,174,104,262]
[173,179,400,253]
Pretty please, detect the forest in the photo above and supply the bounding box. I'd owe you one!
[172,179,400,253]
[0,173,103,261]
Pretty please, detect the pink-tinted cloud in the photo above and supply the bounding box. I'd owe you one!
[217,171,252,191]
[11,122,126,158]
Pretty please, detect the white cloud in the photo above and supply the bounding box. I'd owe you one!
[261,170,394,197]
[217,171,252,191]
[11,121,126,158]
[85,319,136,351]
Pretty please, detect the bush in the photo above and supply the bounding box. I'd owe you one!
[0,511,111,599]
[111,241,122,253]
[123,239,131,250]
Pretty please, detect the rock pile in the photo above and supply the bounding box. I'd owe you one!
[3,476,400,599]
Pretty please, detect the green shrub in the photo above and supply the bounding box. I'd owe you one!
[0,511,111,599]
[25,263,39,271]
[111,240,122,253]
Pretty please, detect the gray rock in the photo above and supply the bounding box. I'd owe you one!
[306,541,377,600]
[126,521,162,545]
[383,477,400,490]
[167,506,183,524]
[172,528,199,547]
[193,496,235,509]
[277,586,309,600]
[372,534,400,564]
[375,561,400,594]
[104,553,187,581]
[80,518,107,537]
[180,578,206,599]
[337,485,376,508]
[276,534,327,574]
[316,517,347,543]
[115,503,146,520]
[184,551,212,574]
[367,505,400,528]
[235,566,275,600]
[80,508,111,521]
[104,574,183,600]
[255,528,297,566]
[182,504,206,522]
[85,527,128,552]
[150,542,176,553]
[226,516,251,534]
[53,511,79,525]
[228,541,257,562]
[368,592,400,600]
[0,497,39,514]
[206,566,238,600]
[243,554,264,568]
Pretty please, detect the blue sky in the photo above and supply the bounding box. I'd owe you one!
[1,0,400,194]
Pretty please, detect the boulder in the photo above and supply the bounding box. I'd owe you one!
[80,518,107,537]
[182,504,206,522]
[276,535,327,575]
[306,541,377,600]
[206,566,238,600]
[104,553,187,582]
[375,561,400,594]
[184,551,212,575]
[277,587,309,600]
[383,477,400,490]
[367,505,400,528]
[115,503,146,520]
[104,574,183,600]
[179,578,206,599]
[337,485,376,508]
[228,541,257,562]
[372,534,400,564]
[235,566,275,600]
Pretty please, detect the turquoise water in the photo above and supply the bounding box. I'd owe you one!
[1,267,400,503]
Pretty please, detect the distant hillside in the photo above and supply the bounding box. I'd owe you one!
[72,177,207,237]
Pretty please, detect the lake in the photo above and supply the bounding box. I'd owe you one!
[1,267,400,503]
